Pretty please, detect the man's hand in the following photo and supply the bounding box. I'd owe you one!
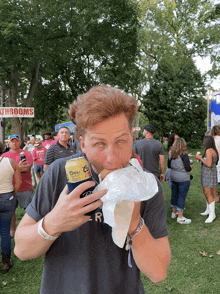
[43,182,107,237]
[19,159,27,165]
[160,174,164,182]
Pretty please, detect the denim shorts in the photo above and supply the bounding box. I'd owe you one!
[34,164,44,174]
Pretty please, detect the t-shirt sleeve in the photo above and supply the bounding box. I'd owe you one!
[180,154,191,172]
[159,143,165,155]
[44,146,54,165]
[141,176,168,239]
[26,159,67,222]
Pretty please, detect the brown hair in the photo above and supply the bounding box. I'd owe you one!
[203,135,219,164]
[0,141,3,155]
[171,137,187,159]
[211,125,220,137]
[69,85,137,137]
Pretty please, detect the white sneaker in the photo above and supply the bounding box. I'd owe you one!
[171,212,178,219]
[177,217,191,224]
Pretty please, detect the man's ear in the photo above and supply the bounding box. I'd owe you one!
[79,136,85,153]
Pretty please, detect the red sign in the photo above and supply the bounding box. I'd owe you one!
[0,107,34,118]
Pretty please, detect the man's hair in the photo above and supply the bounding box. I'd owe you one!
[52,131,58,137]
[58,126,70,133]
[69,85,137,137]
[171,137,187,159]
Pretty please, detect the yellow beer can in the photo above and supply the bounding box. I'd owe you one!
[65,156,92,183]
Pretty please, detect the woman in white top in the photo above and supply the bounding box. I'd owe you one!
[0,155,21,273]
[211,126,220,202]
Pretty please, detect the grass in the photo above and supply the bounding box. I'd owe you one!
[1,148,220,293]
[142,148,220,293]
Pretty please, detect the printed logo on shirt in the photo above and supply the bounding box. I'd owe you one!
[89,211,103,223]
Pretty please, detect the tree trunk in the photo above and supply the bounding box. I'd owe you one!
[9,62,40,138]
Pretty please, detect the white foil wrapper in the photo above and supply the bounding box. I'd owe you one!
[93,158,158,248]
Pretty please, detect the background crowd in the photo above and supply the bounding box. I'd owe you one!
[0,123,220,276]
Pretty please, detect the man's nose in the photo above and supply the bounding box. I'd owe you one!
[106,146,119,165]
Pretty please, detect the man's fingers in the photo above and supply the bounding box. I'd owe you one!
[80,199,103,216]
[60,184,69,196]
[80,189,107,206]
[67,181,96,199]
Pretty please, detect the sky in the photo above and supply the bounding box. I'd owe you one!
[195,56,220,91]
[194,0,220,92]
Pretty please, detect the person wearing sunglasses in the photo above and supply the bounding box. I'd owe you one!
[1,135,34,237]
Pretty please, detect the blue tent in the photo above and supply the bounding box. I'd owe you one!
[55,121,76,134]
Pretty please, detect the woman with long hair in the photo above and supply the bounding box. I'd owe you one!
[196,135,219,223]
[167,133,179,153]
[211,125,220,202]
[168,137,193,224]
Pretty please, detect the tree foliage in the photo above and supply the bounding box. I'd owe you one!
[0,0,140,137]
[142,57,207,143]
[137,0,217,142]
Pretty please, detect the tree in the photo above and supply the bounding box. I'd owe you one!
[138,0,217,84]
[0,0,140,137]
[142,57,207,143]
[136,0,218,141]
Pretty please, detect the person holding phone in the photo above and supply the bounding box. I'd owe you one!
[1,135,34,237]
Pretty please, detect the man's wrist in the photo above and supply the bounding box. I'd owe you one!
[128,217,142,236]
[41,216,61,238]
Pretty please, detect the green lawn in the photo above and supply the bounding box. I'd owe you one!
[1,148,220,293]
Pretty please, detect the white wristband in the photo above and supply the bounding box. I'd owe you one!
[38,217,60,241]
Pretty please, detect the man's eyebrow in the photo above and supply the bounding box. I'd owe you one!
[90,132,129,141]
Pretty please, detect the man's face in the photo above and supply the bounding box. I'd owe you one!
[44,135,50,140]
[80,113,133,174]
[58,128,70,142]
[9,138,21,151]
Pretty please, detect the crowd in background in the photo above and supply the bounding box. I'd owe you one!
[0,124,220,274]
[0,129,80,273]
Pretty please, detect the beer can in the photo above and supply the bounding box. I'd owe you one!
[65,156,98,216]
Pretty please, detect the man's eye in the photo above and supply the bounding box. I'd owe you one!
[95,142,104,147]
[117,140,126,144]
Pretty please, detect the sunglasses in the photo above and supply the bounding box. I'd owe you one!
[8,134,20,140]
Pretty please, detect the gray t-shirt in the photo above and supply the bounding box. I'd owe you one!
[133,138,165,177]
[26,152,168,294]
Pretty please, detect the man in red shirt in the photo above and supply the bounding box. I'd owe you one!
[1,134,34,236]
[42,132,54,149]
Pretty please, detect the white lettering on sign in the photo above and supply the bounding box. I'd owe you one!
[0,107,34,118]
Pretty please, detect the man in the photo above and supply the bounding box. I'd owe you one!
[42,132,53,149]
[1,135,34,236]
[133,124,165,182]
[14,86,170,294]
[43,127,75,171]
